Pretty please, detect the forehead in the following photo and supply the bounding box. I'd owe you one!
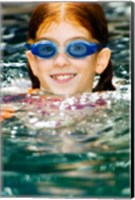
[36,21,92,42]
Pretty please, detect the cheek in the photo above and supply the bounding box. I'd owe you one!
[35,59,53,74]
[76,56,97,74]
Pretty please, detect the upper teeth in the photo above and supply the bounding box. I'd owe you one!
[53,75,74,80]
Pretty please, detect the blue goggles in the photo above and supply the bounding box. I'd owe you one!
[26,39,102,59]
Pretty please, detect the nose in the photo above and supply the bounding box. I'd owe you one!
[54,52,71,68]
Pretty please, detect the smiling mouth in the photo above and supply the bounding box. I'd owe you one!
[50,73,77,83]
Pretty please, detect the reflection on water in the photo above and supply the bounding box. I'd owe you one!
[1,2,131,198]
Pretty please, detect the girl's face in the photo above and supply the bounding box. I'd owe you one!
[26,22,101,96]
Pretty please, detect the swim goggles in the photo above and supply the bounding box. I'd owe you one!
[26,39,102,59]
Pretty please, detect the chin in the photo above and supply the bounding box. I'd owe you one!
[51,88,77,96]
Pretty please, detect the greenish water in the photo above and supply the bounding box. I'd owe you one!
[1,2,131,198]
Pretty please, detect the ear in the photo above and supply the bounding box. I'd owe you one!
[95,48,111,74]
[25,51,38,76]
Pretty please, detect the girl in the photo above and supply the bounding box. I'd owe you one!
[1,2,116,121]
[26,2,115,96]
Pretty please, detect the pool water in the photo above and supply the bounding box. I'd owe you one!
[1,2,131,198]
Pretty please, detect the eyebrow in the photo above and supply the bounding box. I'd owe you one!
[32,36,98,45]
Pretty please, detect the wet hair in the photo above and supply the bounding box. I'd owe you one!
[27,2,115,91]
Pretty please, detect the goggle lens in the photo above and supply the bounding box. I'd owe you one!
[30,41,57,59]
[66,40,100,58]
[67,41,88,58]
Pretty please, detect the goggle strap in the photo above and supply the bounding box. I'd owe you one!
[25,43,31,50]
